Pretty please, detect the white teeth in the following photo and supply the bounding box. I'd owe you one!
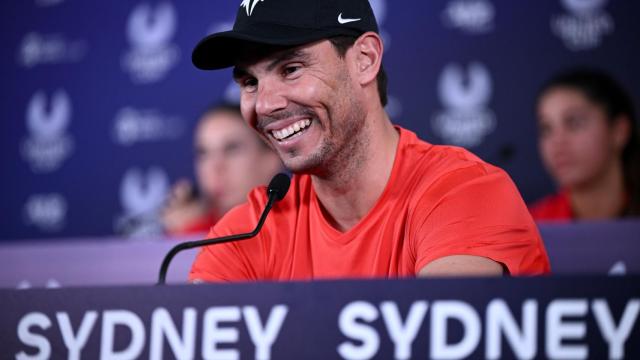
[271,119,312,140]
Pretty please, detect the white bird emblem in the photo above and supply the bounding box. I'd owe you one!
[240,0,264,16]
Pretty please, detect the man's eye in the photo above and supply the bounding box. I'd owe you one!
[242,77,258,89]
[283,65,301,76]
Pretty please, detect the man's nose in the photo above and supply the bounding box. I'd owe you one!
[255,78,288,117]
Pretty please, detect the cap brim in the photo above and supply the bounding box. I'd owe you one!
[192,27,364,70]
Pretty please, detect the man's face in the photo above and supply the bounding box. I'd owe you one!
[233,40,366,174]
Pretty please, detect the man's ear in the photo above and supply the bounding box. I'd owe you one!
[352,32,384,87]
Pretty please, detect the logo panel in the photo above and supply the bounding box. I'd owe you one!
[21,90,74,173]
[122,2,180,84]
[442,0,495,34]
[115,167,169,237]
[112,107,185,146]
[431,62,496,148]
[551,0,613,51]
[17,32,87,68]
[23,193,67,232]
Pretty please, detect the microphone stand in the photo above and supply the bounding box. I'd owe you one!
[157,191,277,285]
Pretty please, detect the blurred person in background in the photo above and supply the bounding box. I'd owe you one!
[162,103,283,235]
[530,68,640,221]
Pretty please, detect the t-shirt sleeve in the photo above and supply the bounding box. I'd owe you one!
[411,164,550,275]
[189,190,267,282]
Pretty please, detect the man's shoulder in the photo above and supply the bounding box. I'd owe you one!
[398,127,503,191]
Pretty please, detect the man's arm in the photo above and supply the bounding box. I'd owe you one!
[411,164,550,276]
[418,255,504,277]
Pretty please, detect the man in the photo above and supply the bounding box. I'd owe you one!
[162,103,283,235]
[190,0,550,281]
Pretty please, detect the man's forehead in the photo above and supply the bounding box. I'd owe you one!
[233,40,329,75]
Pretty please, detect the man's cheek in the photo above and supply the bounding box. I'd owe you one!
[240,97,256,125]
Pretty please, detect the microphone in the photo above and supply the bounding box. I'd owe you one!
[157,173,291,285]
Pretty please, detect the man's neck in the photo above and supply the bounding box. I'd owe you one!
[311,112,399,232]
[570,161,626,220]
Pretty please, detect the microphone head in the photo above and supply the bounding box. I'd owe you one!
[267,173,291,202]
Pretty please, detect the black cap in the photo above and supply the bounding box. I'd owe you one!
[192,0,380,70]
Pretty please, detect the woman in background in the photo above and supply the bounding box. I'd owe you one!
[162,103,283,235]
[530,68,640,221]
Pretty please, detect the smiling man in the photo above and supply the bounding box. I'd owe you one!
[189,0,550,282]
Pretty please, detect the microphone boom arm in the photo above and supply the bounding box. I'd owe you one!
[157,193,277,285]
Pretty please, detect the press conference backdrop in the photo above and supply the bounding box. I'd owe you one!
[2,0,639,241]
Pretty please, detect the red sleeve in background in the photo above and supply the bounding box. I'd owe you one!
[529,191,573,222]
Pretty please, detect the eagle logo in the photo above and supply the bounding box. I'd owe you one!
[240,0,264,16]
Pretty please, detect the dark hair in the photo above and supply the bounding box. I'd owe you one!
[202,102,242,118]
[538,68,640,216]
[328,35,388,107]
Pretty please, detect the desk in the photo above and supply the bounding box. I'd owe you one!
[0,220,638,288]
[1,277,638,359]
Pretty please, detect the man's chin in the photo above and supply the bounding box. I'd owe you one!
[278,142,331,175]
[281,156,322,175]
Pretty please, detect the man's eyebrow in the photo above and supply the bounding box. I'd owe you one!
[232,48,310,81]
[266,49,310,72]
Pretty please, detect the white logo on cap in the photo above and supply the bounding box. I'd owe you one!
[338,13,362,24]
[240,0,264,16]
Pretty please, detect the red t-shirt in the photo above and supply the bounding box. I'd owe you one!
[529,191,574,222]
[190,127,550,281]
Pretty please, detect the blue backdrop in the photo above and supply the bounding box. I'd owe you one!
[2,0,639,241]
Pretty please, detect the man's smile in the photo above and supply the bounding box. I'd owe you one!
[271,119,312,141]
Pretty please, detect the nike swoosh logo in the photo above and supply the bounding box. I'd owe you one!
[338,13,361,24]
